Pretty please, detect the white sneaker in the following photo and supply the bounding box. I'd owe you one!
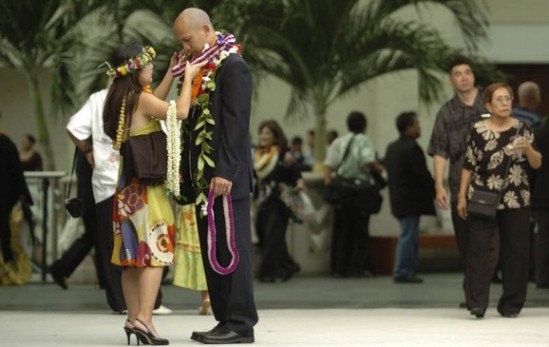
[153,304,173,315]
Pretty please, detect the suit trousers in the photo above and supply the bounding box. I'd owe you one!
[465,208,530,314]
[196,196,258,335]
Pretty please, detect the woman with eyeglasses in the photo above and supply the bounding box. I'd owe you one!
[457,82,542,319]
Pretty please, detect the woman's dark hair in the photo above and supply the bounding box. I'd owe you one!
[347,111,367,133]
[396,111,417,134]
[483,82,514,105]
[24,133,36,144]
[103,43,147,140]
[258,119,288,150]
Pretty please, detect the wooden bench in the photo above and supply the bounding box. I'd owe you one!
[370,234,458,275]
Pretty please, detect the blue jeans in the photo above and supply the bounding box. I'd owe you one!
[394,215,420,279]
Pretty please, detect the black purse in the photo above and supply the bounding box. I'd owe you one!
[467,189,500,218]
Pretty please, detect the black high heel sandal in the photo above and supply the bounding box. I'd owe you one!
[123,320,135,345]
[133,318,169,345]
[124,319,142,346]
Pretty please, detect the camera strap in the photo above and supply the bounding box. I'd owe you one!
[66,148,78,198]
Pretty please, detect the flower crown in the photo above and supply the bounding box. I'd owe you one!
[105,46,156,78]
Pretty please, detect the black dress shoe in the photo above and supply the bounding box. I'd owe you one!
[470,307,485,318]
[191,324,223,342]
[258,276,275,283]
[459,302,467,309]
[502,312,518,318]
[500,311,519,318]
[393,276,423,284]
[48,266,68,290]
[200,326,254,344]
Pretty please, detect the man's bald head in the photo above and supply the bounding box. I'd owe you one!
[518,81,541,109]
[173,8,216,57]
[174,8,213,31]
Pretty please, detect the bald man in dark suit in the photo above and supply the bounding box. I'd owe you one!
[174,8,258,344]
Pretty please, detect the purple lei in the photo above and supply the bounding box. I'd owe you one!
[206,190,239,275]
[172,32,237,78]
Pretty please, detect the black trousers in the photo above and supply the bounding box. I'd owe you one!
[255,198,298,279]
[466,208,530,314]
[451,202,470,304]
[536,209,549,287]
[331,204,372,276]
[196,196,258,335]
[0,203,14,263]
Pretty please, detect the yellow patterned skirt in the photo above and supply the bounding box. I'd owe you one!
[173,204,207,291]
[111,176,175,268]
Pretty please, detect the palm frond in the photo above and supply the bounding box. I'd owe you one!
[371,0,488,51]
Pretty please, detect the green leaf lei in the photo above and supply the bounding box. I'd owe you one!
[177,57,219,206]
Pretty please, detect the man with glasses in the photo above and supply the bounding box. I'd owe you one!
[427,56,486,309]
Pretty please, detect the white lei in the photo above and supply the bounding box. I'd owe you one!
[165,101,181,198]
[254,148,280,180]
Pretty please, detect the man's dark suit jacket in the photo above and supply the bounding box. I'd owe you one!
[384,135,436,219]
[179,52,259,333]
[180,53,253,200]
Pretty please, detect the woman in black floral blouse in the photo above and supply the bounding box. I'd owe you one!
[457,82,542,319]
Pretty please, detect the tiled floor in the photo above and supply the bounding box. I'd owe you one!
[2,273,549,346]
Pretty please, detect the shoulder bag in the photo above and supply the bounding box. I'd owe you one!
[323,136,383,213]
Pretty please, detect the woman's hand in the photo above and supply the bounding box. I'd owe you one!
[169,51,181,70]
[185,60,207,80]
[511,136,528,154]
[457,195,467,220]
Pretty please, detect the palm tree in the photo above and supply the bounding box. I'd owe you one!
[0,0,113,169]
[213,0,495,170]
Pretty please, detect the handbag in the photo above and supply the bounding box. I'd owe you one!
[64,148,82,218]
[128,130,167,183]
[466,189,500,218]
[466,125,521,218]
[121,111,168,185]
[323,136,383,213]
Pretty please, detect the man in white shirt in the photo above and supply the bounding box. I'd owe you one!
[323,111,379,278]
